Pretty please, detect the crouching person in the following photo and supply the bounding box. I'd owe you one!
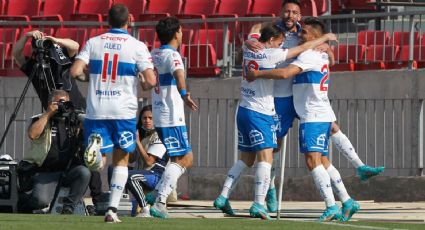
[18,90,91,214]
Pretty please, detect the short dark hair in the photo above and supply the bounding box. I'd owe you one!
[282,0,301,8]
[156,17,181,45]
[48,90,69,103]
[259,23,283,43]
[303,17,325,35]
[108,4,129,28]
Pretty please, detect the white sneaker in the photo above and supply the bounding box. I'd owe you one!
[104,210,121,223]
[136,211,152,218]
[84,133,103,171]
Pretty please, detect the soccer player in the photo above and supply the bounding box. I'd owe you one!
[214,23,337,219]
[148,17,198,218]
[70,4,156,223]
[247,18,360,222]
[246,0,384,213]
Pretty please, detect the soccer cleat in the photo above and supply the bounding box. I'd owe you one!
[150,203,169,219]
[249,202,272,220]
[136,211,152,218]
[357,165,385,181]
[266,188,278,213]
[213,195,235,216]
[318,204,342,222]
[104,210,122,223]
[84,133,103,171]
[145,192,156,206]
[340,199,360,222]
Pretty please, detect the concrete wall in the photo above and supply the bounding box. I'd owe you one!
[1,69,425,200]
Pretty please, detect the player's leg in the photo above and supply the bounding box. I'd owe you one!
[330,122,384,181]
[301,122,341,221]
[150,126,192,218]
[249,148,273,220]
[214,152,254,215]
[105,118,136,223]
[322,157,360,222]
[267,96,296,212]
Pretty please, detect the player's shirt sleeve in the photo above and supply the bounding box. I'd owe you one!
[268,48,289,66]
[291,50,316,72]
[147,136,167,159]
[168,51,185,75]
[135,42,154,72]
[75,39,91,64]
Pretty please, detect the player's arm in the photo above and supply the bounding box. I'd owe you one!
[70,59,89,81]
[327,47,335,66]
[174,69,198,111]
[140,68,157,90]
[45,36,79,57]
[246,64,302,81]
[245,23,268,52]
[286,33,337,60]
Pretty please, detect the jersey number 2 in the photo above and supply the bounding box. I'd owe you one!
[320,64,329,91]
[242,60,259,80]
[101,53,119,83]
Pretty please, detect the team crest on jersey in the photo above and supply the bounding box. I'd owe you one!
[164,137,181,151]
[316,134,326,147]
[119,131,134,149]
[249,130,264,145]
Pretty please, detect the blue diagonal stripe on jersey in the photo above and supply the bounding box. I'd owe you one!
[89,59,137,77]
[159,73,176,86]
[293,71,327,84]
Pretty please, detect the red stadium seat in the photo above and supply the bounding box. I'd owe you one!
[355,61,385,71]
[182,29,194,45]
[4,0,41,16]
[0,28,20,44]
[215,0,251,16]
[181,44,221,77]
[34,0,77,21]
[146,0,182,15]
[315,0,328,15]
[70,13,103,25]
[176,14,206,29]
[114,0,147,15]
[365,45,399,62]
[0,0,5,15]
[0,42,11,65]
[357,30,390,46]
[181,0,218,15]
[333,44,365,62]
[390,31,420,46]
[139,13,170,22]
[330,0,343,14]
[77,0,112,14]
[385,60,417,70]
[192,29,230,60]
[54,28,88,50]
[247,0,282,17]
[300,0,318,17]
[343,0,376,11]
[399,45,425,61]
[330,60,355,72]
[138,28,159,49]
[87,28,109,37]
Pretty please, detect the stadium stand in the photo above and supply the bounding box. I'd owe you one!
[333,44,366,62]
[146,0,182,15]
[215,0,252,16]
[390,31,420,46]
[315,0,329,15]
[343,0,377,11]
[54,28,88,50]
[365,45,400,62]
[246,0,282,17]
[180,0,218,15]
[31,0,78,22]
[181,44,221,77]
[71,0,112,23]
[114,0,147,15]
[399,45,425,61]
[0,0,4,15]
[3,0,41,16]
[138,28,159,50]
[300,0,318,17]
[139,13,170,22]
[193,29,229,60]
[358,30,390,46]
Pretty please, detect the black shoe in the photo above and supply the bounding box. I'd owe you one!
[61,204,74,215]
[86,205,97,216]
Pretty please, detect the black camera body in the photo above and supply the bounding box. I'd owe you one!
[31,38,54,50]
[55,99,84,127]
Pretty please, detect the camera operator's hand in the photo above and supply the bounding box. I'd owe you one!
[12,30,46,67]
[26,30,45,40]
[46,101,59,117]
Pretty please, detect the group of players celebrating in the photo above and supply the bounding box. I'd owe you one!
[63,0,384,223]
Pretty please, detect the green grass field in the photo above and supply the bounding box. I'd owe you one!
[0,214,423,230]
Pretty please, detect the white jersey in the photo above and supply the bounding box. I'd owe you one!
[240,46,288,115]
[76,29,153,119]
[151,45,186,127]
[274,21,302,98]
[291,49,336,123]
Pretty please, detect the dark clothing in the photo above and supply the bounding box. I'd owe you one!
[20,46,86,110]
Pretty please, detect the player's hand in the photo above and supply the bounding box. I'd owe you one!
[245,39,264,52]
[245,70,258,82]
[324,33,338,42]
[26,30,44,40]
[183,93,198,111]
[314,43,331,53]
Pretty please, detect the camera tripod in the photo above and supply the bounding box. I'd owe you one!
[0,48,57,151]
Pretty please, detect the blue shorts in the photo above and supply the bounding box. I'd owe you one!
[128,169,161,190]
[156,126,192,157]
[237,106,277,152]
[274,96,298,138]
[83,118,137,154]
[299,122,332,156]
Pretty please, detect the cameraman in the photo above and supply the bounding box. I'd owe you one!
[12,30,86,110]
[18,90,91,214]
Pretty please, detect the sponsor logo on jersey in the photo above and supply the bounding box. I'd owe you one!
[100,35,128,42]
[95,90,122,96]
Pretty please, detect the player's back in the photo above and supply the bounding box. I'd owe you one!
[78,29,152,120]
[150,45,186,127]
[240,46,288,115]
[291,49,336,123]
